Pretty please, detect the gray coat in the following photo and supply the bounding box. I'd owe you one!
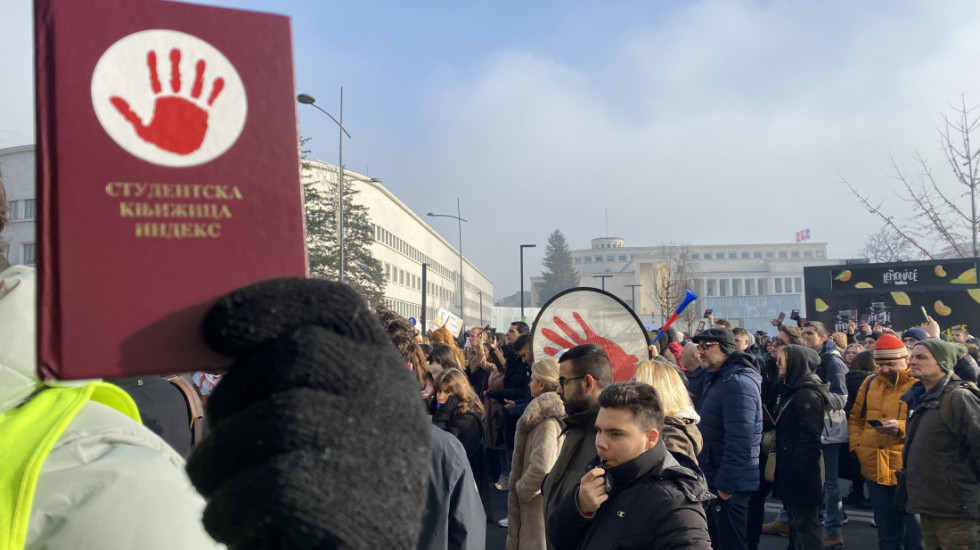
[419,424,486,550]
[902,376,980,520]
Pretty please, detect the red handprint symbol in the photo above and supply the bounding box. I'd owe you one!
[541,312,640,382]
[110,49,225,155]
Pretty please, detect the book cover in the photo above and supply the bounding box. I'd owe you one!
[35,0,308,379]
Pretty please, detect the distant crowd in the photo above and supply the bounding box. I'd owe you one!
[4,251,980,550]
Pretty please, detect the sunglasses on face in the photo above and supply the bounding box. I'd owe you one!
[697,342,720,351]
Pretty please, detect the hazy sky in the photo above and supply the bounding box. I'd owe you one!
[3,0,980,298]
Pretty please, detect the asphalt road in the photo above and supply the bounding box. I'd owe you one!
[485,479,880,549]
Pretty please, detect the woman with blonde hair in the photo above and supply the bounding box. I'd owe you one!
[506,357,565,550]
[431,368,492,520]
[633,359,703,463]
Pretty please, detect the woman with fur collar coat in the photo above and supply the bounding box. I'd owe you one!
[506,358,566,550]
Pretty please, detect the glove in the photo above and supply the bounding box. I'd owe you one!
[185,277,430,549]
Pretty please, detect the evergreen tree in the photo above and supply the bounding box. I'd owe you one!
[538,229,579,305]
[302,138,386,305]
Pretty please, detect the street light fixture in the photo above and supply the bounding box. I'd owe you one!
[298,90,351,283]
[427,199,467,321]
[520,244,536,319]
[593,275,612,291]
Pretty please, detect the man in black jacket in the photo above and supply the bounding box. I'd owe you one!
[548,381,712,550]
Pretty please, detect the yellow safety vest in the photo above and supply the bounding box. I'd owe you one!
[0,382,141,550]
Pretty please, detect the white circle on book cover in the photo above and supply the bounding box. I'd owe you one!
[91,29,248,167]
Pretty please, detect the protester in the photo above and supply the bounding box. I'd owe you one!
[692,327,763,550]
[848,336,922,550]
[432,327,466,370]
[682,341,711,409]
[772,345,831,550]
[634,359,703,463]
[840,350,874,510]
[483,341,510,493]
[902,339,980,549]
[506,357,565,549]
[802,321,849,549]
[431,368,492,522]
[0,265,221,550]
[547,382,713,549]
[541,344,612,550]
[843,343,864,366]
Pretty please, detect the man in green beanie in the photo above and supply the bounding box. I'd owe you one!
[902,339,980,549]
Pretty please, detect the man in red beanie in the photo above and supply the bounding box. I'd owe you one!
[848,333,922,550]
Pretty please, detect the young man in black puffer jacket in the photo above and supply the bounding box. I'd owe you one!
[548,382,712,550]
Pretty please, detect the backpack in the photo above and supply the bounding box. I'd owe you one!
[939,380,980,432]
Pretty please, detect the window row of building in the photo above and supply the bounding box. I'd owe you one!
[8,199,35,221]
[574,248,825,265]
[700,276,803,297]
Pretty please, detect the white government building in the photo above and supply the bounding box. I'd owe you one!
[0,144,493,334]
[531,237,845,332]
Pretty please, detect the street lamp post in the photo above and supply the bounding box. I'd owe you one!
[520,244,536,320]
[427,199,467,322]
[625,284,642,312]
[298,89,351,283]
[593,275,612,291]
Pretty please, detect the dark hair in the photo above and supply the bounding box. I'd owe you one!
[804,321,829,338]
[511,321,530,335]
[850,350,877,373]
[375,304,426,387]
[430,343,460,370]
[732,327,749,338]
[778,324,804,345]
[514,333,530,352]
[558,344,613,389]
[714,319,732,329]
[598,381,665,432]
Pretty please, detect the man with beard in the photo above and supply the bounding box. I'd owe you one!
[542,344,612,550]
[693,328,763,550]
[847,333,922,550]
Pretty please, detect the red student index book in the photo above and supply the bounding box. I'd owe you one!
[35,0,308,380]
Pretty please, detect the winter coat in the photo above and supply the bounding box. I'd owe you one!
[685,367,711,410]
[420,425,486,550]
[0,266,221,550]
[661,411,703,465]
[955,353,980,384]
[847,369,916,486]
[484,366,507,450]
[696,351,763,494]
[542,405,599,550]
[507,392,566,550]
[547,442,713,550]
[432,403,492,521]
[902,375,980,519]
[772,345,829,505]
[815,339,849,408]
[490,346,531,402]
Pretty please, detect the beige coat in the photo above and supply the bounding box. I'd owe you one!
[506,391,566,550]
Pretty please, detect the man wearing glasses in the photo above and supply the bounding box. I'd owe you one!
[691,327,763,550]
[542,344,612,550]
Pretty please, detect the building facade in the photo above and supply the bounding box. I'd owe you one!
[0,145,36,266]
[531,237,843,333]
[304,161,494,332]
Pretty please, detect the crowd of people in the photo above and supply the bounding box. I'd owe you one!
[4,205,980,550]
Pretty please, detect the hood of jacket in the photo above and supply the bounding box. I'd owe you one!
[780,344,832,403]
[519,391,566,431]
[716,351,763,389]
[0,266,40,413]
[817,338,839,358]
